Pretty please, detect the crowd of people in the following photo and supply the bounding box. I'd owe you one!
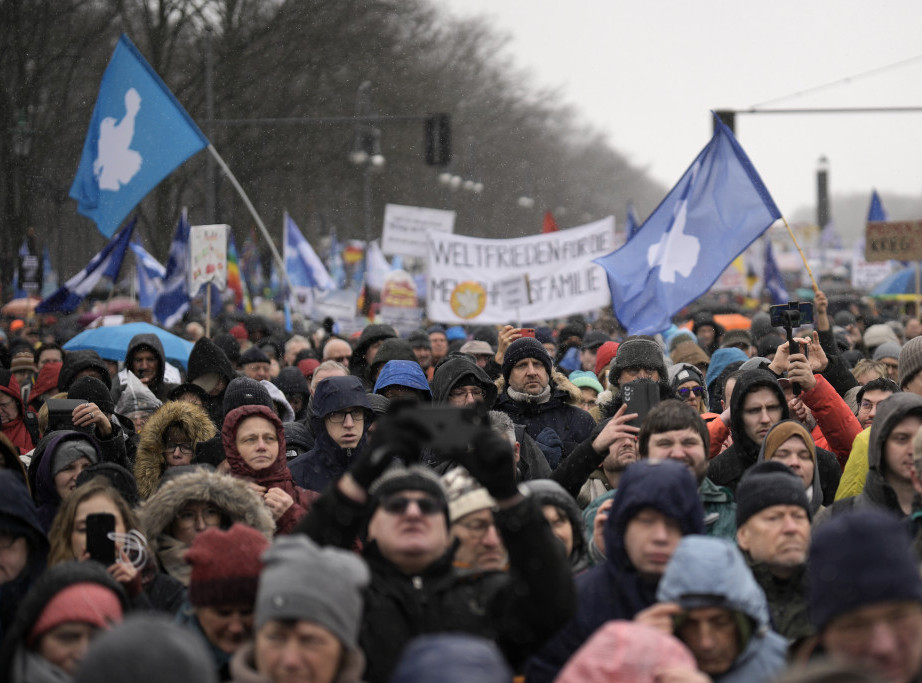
[1,290,922,682]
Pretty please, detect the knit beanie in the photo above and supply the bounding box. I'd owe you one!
[29,582,124,645]
[609,337,667,385]
[68,376,115,416]
[296,358,320,380]
[864,323,899,351]
[441,467,495,523]
[808,508,922,632]
[721,329,752,350]
[222,376,274,416]
[736,461,811,527]
[873,341,901,361]
[239,346,270,366]
[535,326,555,345]
[501,337,553,383]
[756,334,784,359]
[568,370,604,395]
[185,524,270,608]
[10,351,36,374]
[899,336,922,388]
[255,535,369,648]
[273,367,309,396]
[77,462,139,507]
[749,311,773,342]
[407,330,432,350]
[446,326,467,342]
[669,340,710,368]
[594,341,620,378]
[52,439,99,477]
[581,330,610,350]
[369,463,449,521]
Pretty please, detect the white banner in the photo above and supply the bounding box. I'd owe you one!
[189,224,228,295]
[852,257,893,290]
[426,217,615,323]
[382,204,455,258]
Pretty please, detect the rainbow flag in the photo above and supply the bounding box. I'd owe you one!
[227,231,252,312]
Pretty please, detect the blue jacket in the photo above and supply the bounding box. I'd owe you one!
[657,536,788,683]
[526,460,705,682]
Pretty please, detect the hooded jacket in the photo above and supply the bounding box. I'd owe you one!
[367,338,417,385]
[57,349,111,392]
[657,536,788,683]
[522,479,589,573]
[134,401,217,500]
[186,337,237,428]
[116,371,162,416]
[0,471,49,644]
[138,468,274,585]
[430,356,498,407]
[527,460,705,683]
[28,430,102,531]
[349,324,397,388]
[222,404,318,534]
[0,371,33,454]
[373,360,432,399]
[757,420,824,514]
[26,362,61,413]
[494,370,596,460]
[288,376,369,492]
[123,333,177,402]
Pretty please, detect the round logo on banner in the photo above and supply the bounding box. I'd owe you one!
[449,281,487,319]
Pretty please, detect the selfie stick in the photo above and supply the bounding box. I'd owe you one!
[780,306,801,396]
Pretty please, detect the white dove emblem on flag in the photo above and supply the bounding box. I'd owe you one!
[94,88,143,191]
[646,161,701,283]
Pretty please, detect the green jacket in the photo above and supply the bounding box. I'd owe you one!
[747,560,813,645]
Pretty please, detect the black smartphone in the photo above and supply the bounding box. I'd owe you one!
[415,405,488,454]
[86,512,116,566]
[622,379,661,429]
[769,301,815,328]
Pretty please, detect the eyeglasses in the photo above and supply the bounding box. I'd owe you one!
[326,409,365,424]
[448,387,485,400]
[163,442,194,455]
[457,518,498,539]
[380,495,443,516]
[174,507,223,528]
[676,386,704,399]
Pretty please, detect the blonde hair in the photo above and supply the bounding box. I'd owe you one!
[851,359,886,383]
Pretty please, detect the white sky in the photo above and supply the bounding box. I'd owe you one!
[442,0,922,221]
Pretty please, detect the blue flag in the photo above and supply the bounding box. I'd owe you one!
[70,35,208,238]
[763,239,788,305]
[285,214,333,316]
[867,189,889,222]
[130,242,165,309]
[152,212,191,328]
[327,228,347,289]
[37,218,137,313]
[625,201,641,240]
[594,113,781,335]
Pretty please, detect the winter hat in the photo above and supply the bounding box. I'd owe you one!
[255,535,369,651]
[705,347,748,391]
[873,341,901,361]
[459,340,494,356]
[68,375,116,416]
[369,463,449,520]
[426,324,446,336]
[57,350,111,393]
[721,329,752,350]
[750,311,774,342]
[10,351,35,374]
[609,337,667,385]
[441,466,495,523]
[273,367,309,396]
[501,337,553,383]
[239,346,270,366]
[311,375,371,419]
[669,340,709,368]
[51,439,99,477]
[756,334,784,359]
[391,634,513,683]
[296,358,320,380]
[407,330,431,349]
[185,523,270,607]
[222,376,274,416]
[899,336,922,388]
[373,360,432,398]
[116,372,162,415]
[808,508,922,632]
[762,420,816,465]
[535,326,555,345]
[568,370,604,395]
[740,356,772,373]
[666,329,697,353]
[736,461,811,527]
[260,380,295,422]
[864,323,900,351]
[167,382,209,406]
[212,333,241,366]
[581,330,610,350]
[77,462,139,507]
[365,392,391,416]
[229,324,248,342]
[559,323,585,343]
[29,582,124,645]
[594,341,620,378]
[446,325,467,342]
[73,614,217,683]
[472,325,499,348]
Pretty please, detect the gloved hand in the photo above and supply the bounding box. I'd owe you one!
[350,413,430,490]
[462,428,518,500]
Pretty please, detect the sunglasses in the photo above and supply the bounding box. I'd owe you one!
[676,386,704,398]
[380,495,443,516]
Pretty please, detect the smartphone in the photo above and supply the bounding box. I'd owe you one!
[415,405,488,454]
[622,379,661,429]
[519,328,535,338]
[769,302,814,328]
[86,513,116,566]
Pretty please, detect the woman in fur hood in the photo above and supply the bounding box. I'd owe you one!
[134,401,216,500]
[138,468,275,585]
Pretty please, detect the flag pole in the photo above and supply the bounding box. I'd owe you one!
[780,216,819,292]
[206,145,293,291]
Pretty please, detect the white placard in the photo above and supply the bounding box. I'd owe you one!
[852,257,894,290]
[426,217,615,323]
[312,288,360,322]
[189,224,228,294]
[382,204,455,258]
[497,275,530,309]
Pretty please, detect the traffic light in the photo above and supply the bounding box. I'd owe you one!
[425,113,451,166]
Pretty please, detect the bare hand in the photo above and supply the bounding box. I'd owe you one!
[655,667,713,683]
[72,401,112,437]
[787,353,817,391]
[804,331,829,373]
[593,498,614,559]
[494,325,522,365]
[246,481,267,496]
[767,337,810,376]
[592,404,640,453]
[635,601,683,635]
[264,487,294,520]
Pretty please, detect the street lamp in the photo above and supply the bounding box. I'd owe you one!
[349,81,384,300]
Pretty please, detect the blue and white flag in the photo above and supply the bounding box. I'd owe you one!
[327,228,348,289]
[867,189,889,222]
[11,239,33,298]
[284,214,333,315]
[152,212,191,328]
[625,201,641,240]
[130,242,165,309]
[594,113,781,335]
[70,35,208,238]
[763,239,788,305]
[36,217,137,313]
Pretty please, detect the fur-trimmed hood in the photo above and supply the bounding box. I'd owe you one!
[134,401,216,500]
[139,468,274,544]
[494,369,583,406]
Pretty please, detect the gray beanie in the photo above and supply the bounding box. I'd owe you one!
[256,536,369,655]
[873,341,901,362]
[52,438,99,477]
[899,336,922,389]
[369,463,449,521]
[609,337,667,385]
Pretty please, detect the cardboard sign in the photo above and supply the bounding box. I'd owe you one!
[866,221,922,262]
[189,224,228,294]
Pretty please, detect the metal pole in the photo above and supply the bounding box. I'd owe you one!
[204,26,216,224]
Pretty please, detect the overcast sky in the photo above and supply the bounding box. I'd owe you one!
[443,0,922,223]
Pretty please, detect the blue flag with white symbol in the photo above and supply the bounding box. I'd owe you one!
[70,34,209,238]
[152,212,191,328]
[594,113,781,335]
[37,218,136,313]
[284,214,333,316]
[130,242,166,309]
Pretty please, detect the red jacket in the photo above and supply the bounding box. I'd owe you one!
[0,372,33,455]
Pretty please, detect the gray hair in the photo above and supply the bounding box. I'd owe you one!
[310,360,349,391]
[488,410,516,446]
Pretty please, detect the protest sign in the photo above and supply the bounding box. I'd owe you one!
[382,204,455,258]
[866,221,922,262]
[189,224,228,294]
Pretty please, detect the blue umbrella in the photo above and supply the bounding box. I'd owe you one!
[870,266,919,297]
[63,322,194,369]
